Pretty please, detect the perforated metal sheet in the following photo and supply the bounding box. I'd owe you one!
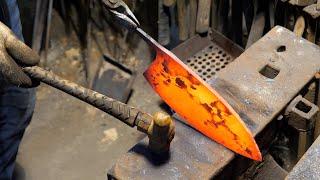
[186,43,234,81]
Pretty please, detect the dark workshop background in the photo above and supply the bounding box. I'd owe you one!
[10,0,320,179]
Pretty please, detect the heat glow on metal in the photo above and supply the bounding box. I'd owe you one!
[144,50,262,161]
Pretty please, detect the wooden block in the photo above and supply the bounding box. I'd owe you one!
[177,0,189,40]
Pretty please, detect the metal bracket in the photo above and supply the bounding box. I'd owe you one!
[285,95,319,120]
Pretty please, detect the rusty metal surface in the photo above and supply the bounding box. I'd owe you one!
[180,30,243,81]
[186,43,234,81]
[109,120,233,179]
[210,26,320,136]
[287,135,320,179]
[304,4,320,19]
[108,26,320,179]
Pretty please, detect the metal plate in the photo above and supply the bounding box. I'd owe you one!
[186,44,233,81]
[108,26,320,179]
[287,135,320,179]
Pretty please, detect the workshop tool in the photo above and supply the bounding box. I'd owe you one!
[246,12,265,49]
[189,0,197,37]
[158,0,170,46]
[196,0,211,34]
[211,0,219,30]
[294,16,306,37]
[246,0,271,49]
[22,66,175,154]
[109,26,320,179]
[104,1,262,161]
[285,95,319,159]
[177,0,189,41]
[217,0,229,34]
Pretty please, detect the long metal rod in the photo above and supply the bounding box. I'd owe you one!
[23,66,152,133]
[135,27,166,53]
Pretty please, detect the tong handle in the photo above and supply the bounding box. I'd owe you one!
[23,66,152,132]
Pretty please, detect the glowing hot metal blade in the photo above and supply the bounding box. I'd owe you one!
[138,28,262,161]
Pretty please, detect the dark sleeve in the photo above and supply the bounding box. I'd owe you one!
[5,0,24,41]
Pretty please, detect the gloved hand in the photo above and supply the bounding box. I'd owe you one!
[0,21,39,87]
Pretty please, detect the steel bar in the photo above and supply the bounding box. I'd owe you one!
[23,66,175,154]
[23,66,152,133]
[158,0,171,45]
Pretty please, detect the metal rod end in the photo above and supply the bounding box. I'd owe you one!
[147,112,175,154]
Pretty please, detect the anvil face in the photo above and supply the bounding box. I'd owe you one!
[144,48,261,161]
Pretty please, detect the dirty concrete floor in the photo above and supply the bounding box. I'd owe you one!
[15,11,162,180]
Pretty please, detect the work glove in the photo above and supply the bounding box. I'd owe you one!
[0,21,40,87]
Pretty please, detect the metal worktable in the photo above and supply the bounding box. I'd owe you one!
[108,26,320,179]
[287,135,320,179]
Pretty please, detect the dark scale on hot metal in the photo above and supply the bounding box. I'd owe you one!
[175,77,187,89]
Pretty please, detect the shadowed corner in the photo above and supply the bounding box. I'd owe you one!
[129,142,171,166]
[13,162,26,180]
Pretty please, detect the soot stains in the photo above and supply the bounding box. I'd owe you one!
[175,78,187,89]
[187,72,200,85]
[162,60,170,73]
[160,72,168,78]
[204,118,239,141]
[211,101,230,114]
[205,119,226,128]
[217,110,223,119]
[245,148,252,155]
[163,79,171,85]
[202,103,212,113]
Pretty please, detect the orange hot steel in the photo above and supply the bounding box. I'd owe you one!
[144,50,262,161]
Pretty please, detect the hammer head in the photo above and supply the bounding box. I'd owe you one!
[147,112,175,154]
